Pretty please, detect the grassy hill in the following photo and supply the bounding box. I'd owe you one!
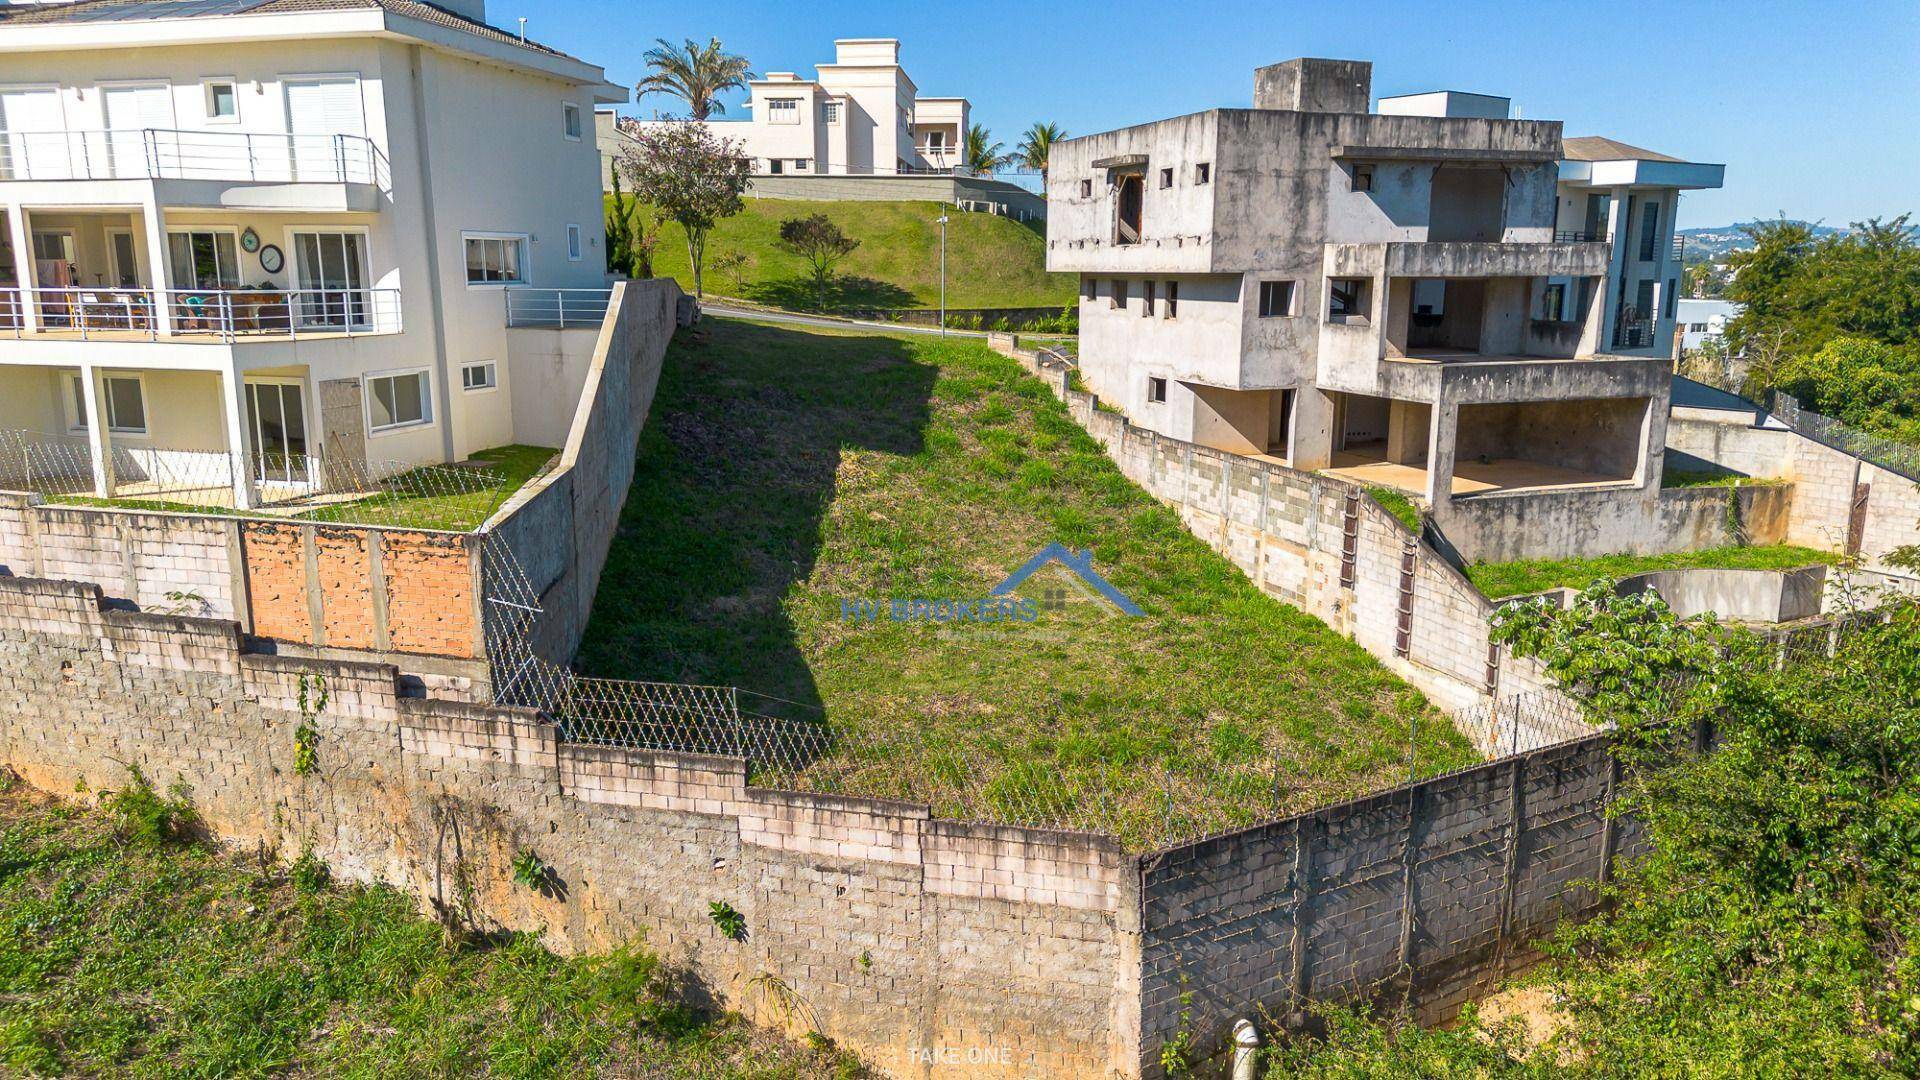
[576,318,1475,850]
[608,196,1076,312]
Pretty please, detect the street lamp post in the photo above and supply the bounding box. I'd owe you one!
[935,211,949,337]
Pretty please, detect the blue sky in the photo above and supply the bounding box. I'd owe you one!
[532,0,1919,228]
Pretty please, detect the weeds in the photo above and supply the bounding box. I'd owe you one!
[103,764,197,845]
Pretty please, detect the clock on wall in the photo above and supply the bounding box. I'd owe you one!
[239,226,260,253]
[258,244,284,275]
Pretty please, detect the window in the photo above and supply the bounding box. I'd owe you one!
[1540,283,1567,321]
[1664,278,1678,319]
[69,373,146,435]
[1111,279,1128,310]
[1079,178,1093,198]
[461,361,497,392]
[766,98,800,124]
[1638,201,1661,262]
[1142,280,1156,317]
[1159,167,1173,189]
[203,79,238,123]
[566,224,583,261]
[167,230,239,289]
[1258,280,1296,318]
[1351,163,1374,192]
[1689,322,1709,333]
[1194,162,1211,184]
[1328,278,1370,320]
[1082,278,1097,301]
[1166,280,1179,318]
[769,159,784,175]
[926,130,947,151]
[1147,376,1168,404]
[367,369,431,432]
[794,158,811,172]
[822,102,841,123]
[464,234,526,285]
[562,102,582,140]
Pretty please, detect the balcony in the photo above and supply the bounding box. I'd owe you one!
[0,129,385,188]
[0,286,402,343]
[1372,240,1613,279]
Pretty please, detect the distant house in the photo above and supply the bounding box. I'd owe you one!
[1677,298,1742,352]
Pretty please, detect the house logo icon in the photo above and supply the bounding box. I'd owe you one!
[990,543,1143,617]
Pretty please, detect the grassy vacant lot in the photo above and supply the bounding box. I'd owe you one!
[1466,543,1840,599]
[577,318,1474,848]
[613,197,1076,311]
[0,777,852,1078]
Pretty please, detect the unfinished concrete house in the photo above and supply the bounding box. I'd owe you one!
[1047,59,1724,560]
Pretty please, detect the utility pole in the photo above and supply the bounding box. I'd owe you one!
[935,210,949,337]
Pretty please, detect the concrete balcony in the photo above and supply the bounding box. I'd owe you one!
[1331,240,1613,279]
[0,129,386,212]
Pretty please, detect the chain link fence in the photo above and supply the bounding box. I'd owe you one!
[0,427,516,531]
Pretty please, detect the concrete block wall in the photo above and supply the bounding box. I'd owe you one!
[0,573,1140,1078]
[1135,733,1617,1074]
[483,278,683,666]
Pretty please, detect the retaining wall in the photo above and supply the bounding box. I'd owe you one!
[0,574,1140,1078]
[1667,414,1920,573]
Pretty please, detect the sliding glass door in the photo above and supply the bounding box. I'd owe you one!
[244,380,310,485]
[292,231,368,329]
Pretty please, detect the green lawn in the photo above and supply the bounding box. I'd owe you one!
[0,777,854,1078]
[1466,543,1841,599]
[576,318,1475,850]
[48,444,555,533]
[613,197,1076,312]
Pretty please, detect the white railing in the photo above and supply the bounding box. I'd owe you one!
[0,286,402,342]
[0,128,385,187]
[504,288,613,329]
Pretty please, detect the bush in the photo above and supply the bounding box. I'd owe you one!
[104,765,197,845]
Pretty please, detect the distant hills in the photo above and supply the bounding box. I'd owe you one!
[1678,221,1847,263]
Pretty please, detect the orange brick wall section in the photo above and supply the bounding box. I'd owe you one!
[381,532,480,657]
[314,528,378,650]
[241,523,310,642]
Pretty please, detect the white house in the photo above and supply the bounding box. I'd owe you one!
[0,0,621,507]
[634,38,969,177]
[1677,297,1741,352]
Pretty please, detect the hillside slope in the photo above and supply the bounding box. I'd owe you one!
[608,196,1076,311]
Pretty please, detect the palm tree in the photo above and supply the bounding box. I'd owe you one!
[963,123,1011,177]
[1016,121,1068,183]
[636,37,753,121]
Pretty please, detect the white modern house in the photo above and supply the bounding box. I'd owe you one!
[0,0,621,507]
[1048,58,1725,560]
[631,38,968,178]
[1677,297,1740,352]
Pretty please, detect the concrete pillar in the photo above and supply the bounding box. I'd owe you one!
[1635,393,1670,490]
[1477,277,1529,356]
[1388,400,1431,465]
[78,364,113,497]
[1384,277,1412,357]
[1424,398,1458,505]
[1596,187,1632,351]
[1291,387,1336,470]
[219,364,256,510]
[139,194,173,335]
[5,204,39,334]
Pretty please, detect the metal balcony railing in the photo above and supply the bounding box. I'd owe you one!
[504,287,612,329]
[1612,318,1654,349]
[0,286,402,342]
[0,129,385,186]
[1553,230,1609,242]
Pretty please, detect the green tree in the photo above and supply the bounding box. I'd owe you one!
[603,170,662,279]
[776,213,860,310]
[1725,214,1920,358]
[962,123,1010,176]
[1015,121,1068,183]
[635,37,753,121]
[618,122,751,299]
